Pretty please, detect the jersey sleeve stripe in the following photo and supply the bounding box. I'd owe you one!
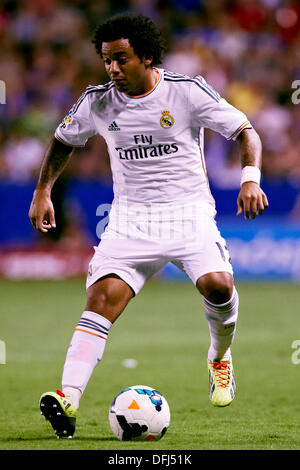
[192,76,221,102]
[164,70,189,79]
[227,121,252,140]
[164,76,220,102]
[72,82,114,114]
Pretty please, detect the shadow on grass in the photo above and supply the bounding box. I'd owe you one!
[0,436,117,442]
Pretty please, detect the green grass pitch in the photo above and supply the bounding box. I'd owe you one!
[0,278,299,450]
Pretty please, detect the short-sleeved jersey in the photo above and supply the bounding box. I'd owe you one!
[55,68,251,212]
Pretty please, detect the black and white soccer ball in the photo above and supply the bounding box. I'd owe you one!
[108,385,170,441]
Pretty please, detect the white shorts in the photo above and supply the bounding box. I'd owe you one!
[86,212,233,295]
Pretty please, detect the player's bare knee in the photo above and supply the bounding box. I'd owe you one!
[197,273,233,304]
[206,283,233,304]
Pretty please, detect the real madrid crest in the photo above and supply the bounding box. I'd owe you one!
[160,110,174,129]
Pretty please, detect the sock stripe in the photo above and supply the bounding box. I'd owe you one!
[75,328,107,340]
[80,317,109,332]
[77,319,109,336]
[204,298,239,315]
[204,292,238,314]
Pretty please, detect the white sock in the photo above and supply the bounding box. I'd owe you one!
[62,311,112,408]
[63,387,82,409]
[204,287,239,362]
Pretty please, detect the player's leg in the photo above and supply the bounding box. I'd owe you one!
[196,272,237,361]
[196,271,238,407]
[170,212,238,407]
[40,274,133,438]
[85,273,135,322]
[61,274,134,406]
[196,271,233,304]
[40,228,168,438]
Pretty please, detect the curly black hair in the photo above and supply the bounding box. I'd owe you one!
[92,13,166,66]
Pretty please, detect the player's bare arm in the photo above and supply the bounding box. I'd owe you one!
[236,128,269,219]
[28,138,73,232]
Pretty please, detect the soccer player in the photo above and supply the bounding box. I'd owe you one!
[29,14,268,439]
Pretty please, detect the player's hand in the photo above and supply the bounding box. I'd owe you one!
[236,182,269,219]
[28,189,56,232]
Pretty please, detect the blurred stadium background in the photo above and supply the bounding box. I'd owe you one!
[0,0,300,282]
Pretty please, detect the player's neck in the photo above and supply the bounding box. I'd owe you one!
[127,68,159,97]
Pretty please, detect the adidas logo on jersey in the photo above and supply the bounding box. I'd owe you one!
[108,121,120,131]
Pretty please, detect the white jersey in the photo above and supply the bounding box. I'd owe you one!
[55,68,251,215]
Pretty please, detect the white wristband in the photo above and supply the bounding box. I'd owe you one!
[240,166,261,186]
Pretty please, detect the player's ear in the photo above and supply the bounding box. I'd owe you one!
[143,56,153,67]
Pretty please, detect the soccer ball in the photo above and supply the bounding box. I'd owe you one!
[108,385,170,441]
